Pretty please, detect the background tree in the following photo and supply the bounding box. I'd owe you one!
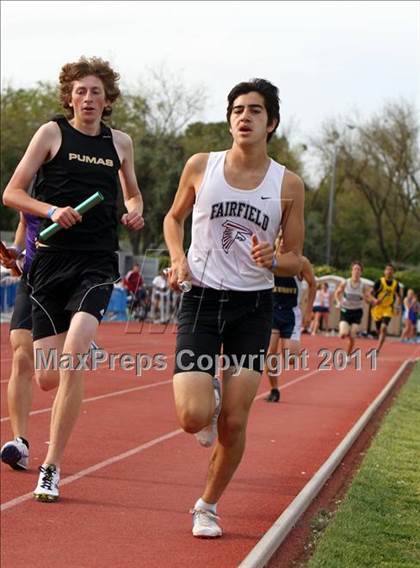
[342,101,419,265]
[306,100,420,268]
[0,71,205,256]
[1,81,418,271]
[137,65,207,137]
[1,82,60,229]
[120,67,206,254]
[182,122,232,156]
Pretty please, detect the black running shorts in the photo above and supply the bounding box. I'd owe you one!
[10,272,32,332]
[28,248,119,341]
[340,308,363,326]
[313,306,329,314]
[272,305,296,338]
[175,286,273,376]
[375,316,391,331]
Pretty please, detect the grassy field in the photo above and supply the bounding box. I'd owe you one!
[307,362,420,568]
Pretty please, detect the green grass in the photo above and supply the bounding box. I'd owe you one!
[307,363,420,568]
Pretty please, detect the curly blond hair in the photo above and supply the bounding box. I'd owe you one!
[59,56,120,119]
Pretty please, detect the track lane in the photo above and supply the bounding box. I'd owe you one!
[1,326,418,567]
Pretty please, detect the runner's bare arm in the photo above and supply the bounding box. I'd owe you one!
[363,284,373,304]
[274,171,305,275]
[302,257,317,322]
[114,130,144,231]
[163,154,208,286]
[0,215,26,274]
[334,281,345,305]
[367,284,379,305]
[2,122,81,227]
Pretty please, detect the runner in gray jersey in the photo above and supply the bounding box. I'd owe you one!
[334,261,372,360]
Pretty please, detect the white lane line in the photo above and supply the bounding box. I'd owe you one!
[255,368,320,401]
[0,379,173,423]
[238,359,412,568]
[1,367,323,511]
[1,428,183,512]
[0,350,310,423]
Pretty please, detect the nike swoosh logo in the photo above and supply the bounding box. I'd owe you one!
[261,196,271,200]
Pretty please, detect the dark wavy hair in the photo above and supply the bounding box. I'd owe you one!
[351,260,364,271]
[226,78,280,142]
[59,56,120,119]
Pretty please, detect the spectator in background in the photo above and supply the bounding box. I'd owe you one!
[123,262,148,318]
[401,289,418,342]
[123,263,143,295]
[310,282,330,335]
[151,269,170,323]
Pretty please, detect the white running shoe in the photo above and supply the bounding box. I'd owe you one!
[33,464,60,502]
[195,377,221,447]
[1,437,29,470]
[191,508,223,538]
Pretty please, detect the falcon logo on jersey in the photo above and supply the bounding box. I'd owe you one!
[221,220,252,253]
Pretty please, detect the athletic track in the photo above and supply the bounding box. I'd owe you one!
[1,322,418,567]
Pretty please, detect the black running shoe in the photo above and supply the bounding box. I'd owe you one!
[266,388,280,403]
[1,437,29,470]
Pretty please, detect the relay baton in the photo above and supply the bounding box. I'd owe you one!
[39,191,104,241]
[178,281,192,293]
[0,241,22,277]
[163,268,192,293]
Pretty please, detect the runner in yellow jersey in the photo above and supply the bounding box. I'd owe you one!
[371,264,402,353]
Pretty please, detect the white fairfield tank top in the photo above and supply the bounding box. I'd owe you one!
[187,151,284,291]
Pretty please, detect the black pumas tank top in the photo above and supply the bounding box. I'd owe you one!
[273,276,300,309]
[37,117,121,252]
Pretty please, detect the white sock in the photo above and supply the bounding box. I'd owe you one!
[214,388,220,409]
[213,378,221,408]
[195,497,217,514]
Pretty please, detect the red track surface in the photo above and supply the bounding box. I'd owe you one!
[1,322,418,567]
